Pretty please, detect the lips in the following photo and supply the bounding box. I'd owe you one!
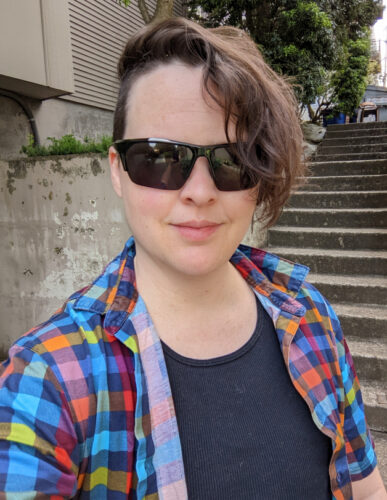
[174,220,220,228]
[171,220,221,241]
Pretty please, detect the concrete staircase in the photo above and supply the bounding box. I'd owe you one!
[267,121,387,480]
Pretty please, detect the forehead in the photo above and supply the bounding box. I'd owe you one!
[133,63,203,104]
[123,62,231,143]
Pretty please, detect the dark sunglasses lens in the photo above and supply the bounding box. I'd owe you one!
[211,146,257,191]
[122,142,193,190]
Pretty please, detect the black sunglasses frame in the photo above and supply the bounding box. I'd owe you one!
[113,137,258,191]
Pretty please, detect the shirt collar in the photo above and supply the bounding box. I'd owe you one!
[73,236,309,323]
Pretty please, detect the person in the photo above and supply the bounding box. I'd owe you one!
[0,17,386,500]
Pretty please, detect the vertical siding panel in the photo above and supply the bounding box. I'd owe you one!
[61,0,185,111]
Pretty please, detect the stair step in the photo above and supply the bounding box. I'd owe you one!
[326,127,387,139]
[333,303,387,339]
[361,381,387,433]
[277,208,387,228]
[269,227,387,251]
[346,338,387,382]
[269,126,387,463]
[300,174,387,192]
[309,159,387,176]
[315,152,387,161]
[320,143,387,155]
[277,123,387,444]
[324,133,387,144]
[327,122,387,132]
[266,247,387,275]
[289,191,387,209]
[307,273,387,305]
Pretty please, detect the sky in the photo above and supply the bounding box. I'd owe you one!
[373,0,387,40]
[372,0,387,84]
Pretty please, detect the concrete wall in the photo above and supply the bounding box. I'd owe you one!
[0,155,128,358]
[0,96,114,160]
[0,154,267,358]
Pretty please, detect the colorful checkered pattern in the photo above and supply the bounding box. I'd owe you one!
[0,237,376,499]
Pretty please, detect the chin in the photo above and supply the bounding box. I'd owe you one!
[167,247,231,277]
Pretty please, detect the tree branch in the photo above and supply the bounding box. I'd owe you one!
[307,103,315,121]
[137,0,151,23]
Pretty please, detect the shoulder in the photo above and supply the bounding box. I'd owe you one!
[285,278,348,369]
[236,244,339,331]
[2,288,129,407]
[3,238,134,380]
[1,239,137,407]
[10,292,102,356]
[1,297,100,391]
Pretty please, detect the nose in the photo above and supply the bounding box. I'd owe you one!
[179,157,218,205]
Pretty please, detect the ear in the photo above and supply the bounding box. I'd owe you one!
[109,146,123,198]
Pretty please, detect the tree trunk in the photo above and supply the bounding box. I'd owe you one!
[137,0,174,24]
[152,0,174,22]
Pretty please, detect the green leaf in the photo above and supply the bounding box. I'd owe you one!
[21,134,112,157]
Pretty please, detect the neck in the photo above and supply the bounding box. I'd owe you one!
[133,242,257,358]
[134,247,241,312]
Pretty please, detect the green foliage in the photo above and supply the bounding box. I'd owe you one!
[21,134,112,157]
[316,0,383,42]
[187,0,382,111]
[187,0,336,104]
[331,34,371,115]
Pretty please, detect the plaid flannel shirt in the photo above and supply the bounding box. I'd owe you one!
[0,237,376,499]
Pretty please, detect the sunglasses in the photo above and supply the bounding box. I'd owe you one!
[113,138,259,191]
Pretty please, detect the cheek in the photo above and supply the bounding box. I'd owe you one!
[227,191,257,219]
[244,191,258,220]
[122,184,173,225]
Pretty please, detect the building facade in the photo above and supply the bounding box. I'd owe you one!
[0,0,185,158]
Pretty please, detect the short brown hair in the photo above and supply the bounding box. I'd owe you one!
[114,17,305,227]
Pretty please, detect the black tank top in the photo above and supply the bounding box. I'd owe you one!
[161,296,332,499]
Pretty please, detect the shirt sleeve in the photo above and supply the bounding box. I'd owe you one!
[323,299,377,481]
[0,343,80,498]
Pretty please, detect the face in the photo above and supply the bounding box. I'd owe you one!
[109,62,257,278]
